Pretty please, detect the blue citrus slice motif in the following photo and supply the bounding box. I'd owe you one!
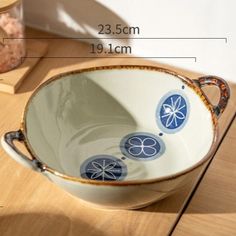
[80,155,127,181]
[156,90,190,133]
[120,132,165,161]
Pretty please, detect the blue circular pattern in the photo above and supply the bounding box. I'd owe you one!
[80,155,127,181]
[156,90,189,133]
[120,132,165,161]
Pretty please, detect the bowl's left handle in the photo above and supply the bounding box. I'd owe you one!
[1,130,44,172]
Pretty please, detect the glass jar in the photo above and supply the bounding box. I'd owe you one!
[0,0,25,73]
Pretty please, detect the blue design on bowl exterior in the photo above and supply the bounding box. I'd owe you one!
[80,155,127,181]
[120,132,165,161]
[156,90,190,134]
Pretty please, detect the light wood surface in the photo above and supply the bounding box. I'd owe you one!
[0,0,20,12]
[173,119,236,236]
[0,27,235,236]
[0,40,48,94]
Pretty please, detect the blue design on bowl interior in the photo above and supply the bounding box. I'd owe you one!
[156,90,190,134]
[80,155,127,181]
[120,132,165,161]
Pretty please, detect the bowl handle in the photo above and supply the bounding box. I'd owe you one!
[195,76,230,118]
[1,130,44,172]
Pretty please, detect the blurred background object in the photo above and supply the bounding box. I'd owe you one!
[0,0,26,73]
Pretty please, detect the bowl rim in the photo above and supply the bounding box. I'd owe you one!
[21,64,219,186]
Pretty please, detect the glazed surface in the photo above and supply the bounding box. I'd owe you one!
[25,68,214,180]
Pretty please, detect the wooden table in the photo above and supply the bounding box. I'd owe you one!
[173,117,236,236]
[0,28,235,236]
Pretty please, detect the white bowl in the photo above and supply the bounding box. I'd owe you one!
[1,65,230,209]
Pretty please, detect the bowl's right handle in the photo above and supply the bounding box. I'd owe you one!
[194,76,230,118]
[1,130,44,172]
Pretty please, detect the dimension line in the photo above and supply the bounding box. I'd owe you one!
[22,56,197,62]
[4,37,228,43]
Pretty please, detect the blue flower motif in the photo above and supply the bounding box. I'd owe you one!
[120,133,165,161]
[156,91,189,133]
[127,136,158,157]
[161,95,186,128]
[81,155,127,181]
[88,160,119,180]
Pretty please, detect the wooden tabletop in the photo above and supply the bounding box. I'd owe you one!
[0,28,236,236]
[173,117,236,236]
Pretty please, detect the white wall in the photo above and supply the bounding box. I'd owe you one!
[23,0,236,82]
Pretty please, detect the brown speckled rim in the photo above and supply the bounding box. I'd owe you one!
[20,65,222,186]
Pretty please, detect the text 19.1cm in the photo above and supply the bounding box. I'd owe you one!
[90,43,132,54]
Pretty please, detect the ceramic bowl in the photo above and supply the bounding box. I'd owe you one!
[1,65,230,209]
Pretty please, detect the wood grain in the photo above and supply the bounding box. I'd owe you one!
[0,0,19,11]
[0,27,235,236]
[173,119,236,236]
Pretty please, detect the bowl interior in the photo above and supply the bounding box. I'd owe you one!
[25,67,215,181]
